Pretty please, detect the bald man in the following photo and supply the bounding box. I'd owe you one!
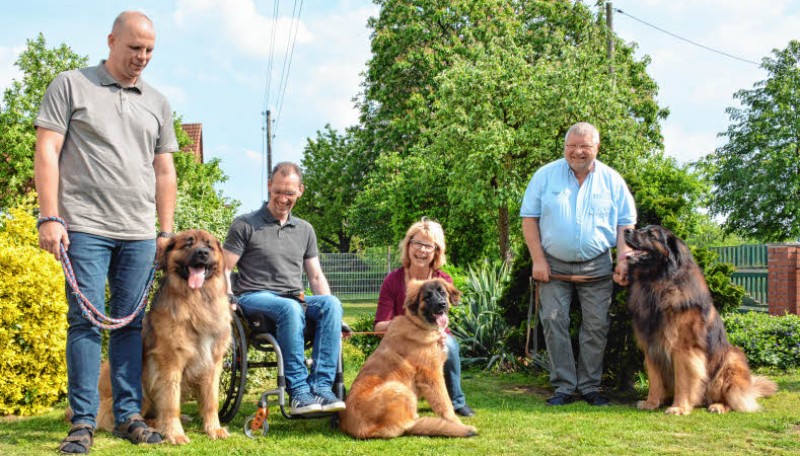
[34,11,177,453]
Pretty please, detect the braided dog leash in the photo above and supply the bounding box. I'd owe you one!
[37,216,157,330]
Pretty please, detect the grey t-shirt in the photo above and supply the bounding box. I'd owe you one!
[224,205,319,295]
[34,62,178,240]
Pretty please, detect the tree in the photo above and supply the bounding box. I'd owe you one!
[0,34,87,210]
[351,0,668,262]
[172,121,240,241]
[702,40,800,241]
[293,125,377,252]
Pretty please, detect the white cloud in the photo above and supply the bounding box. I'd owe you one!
[244,149,262,163]
[0,46,23,92]
[661,122,721,165]
[173,0,313,58]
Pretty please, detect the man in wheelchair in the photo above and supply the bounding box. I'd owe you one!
[223,162,345,416]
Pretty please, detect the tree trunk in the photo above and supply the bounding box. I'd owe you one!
[498,205,511,264]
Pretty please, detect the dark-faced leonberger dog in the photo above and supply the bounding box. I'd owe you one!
[339,278,477,439]
[624,225,776,415]
[95,229,232,443]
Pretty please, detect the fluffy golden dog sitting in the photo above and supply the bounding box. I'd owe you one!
[95,229,232,444]
[340,278,477,439]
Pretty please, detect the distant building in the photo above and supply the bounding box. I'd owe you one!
[181,123,204,163]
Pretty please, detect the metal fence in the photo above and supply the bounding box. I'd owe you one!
[710,244,768,310]
[303,249,401,302]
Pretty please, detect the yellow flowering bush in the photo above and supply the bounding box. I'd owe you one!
[0,202,68,415]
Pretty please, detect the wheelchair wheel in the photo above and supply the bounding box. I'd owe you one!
[218,312,248,423]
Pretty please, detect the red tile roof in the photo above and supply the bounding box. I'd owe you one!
[181,123,204,163]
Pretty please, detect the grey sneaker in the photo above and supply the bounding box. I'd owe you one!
[290,392,322,415]
[314,390,346,412]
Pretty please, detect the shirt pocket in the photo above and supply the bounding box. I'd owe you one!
[542,189,571,217]
[590,196,612,218]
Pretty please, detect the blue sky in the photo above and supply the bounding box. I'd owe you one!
[2,1,799,214]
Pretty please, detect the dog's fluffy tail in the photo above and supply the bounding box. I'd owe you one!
[405,417,477,438]
[728,375,778,412]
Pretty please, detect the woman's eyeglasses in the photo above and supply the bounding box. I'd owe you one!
[410,239,437,252]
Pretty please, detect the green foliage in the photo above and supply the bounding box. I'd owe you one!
[352,0,669,262]
[172,150,240,241]
[725,312,800,370]
[0,34,87,210]
[449,259,519,371]
[701,39,800,241]
[0,199,68,415]
[347,313,381,359]
[295,125,377,252]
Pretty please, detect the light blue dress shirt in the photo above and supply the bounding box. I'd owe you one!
[520,158,636,263]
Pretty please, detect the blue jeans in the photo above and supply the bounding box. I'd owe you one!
[238,291,343,396]
[444,333,467,409]
[65,232,156,427]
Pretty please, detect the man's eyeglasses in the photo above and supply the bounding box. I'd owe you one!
[410,239,437,252]
[565,144,596,151]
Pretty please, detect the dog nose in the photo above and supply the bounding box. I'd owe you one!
[194,247,210,260]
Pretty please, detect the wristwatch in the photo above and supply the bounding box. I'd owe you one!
[157,231,175,239]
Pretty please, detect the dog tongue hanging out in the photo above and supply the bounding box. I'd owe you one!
[188,266,206,289]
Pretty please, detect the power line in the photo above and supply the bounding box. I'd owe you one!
[274,0,304,135]
[614,8,761,67]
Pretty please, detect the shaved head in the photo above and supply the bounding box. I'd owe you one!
[112,11,153,34]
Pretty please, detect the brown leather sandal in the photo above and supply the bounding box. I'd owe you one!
[59,423,94,454]
[112,413,163,445]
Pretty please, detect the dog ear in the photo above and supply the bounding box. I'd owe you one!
[405,280,423,316]
[157,236,178,271]
[445,281,462,305]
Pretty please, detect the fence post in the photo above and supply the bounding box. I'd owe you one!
[767,243,800,315]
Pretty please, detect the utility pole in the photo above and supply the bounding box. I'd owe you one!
[606,2,615,76]
[266,109,273,200]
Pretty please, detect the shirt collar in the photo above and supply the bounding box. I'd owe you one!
[97,60,144,93]
[260,202,296,226]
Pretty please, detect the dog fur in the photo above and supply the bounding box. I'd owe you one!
[339,278,477,439]
[96,229,232,443]
[624,225,776,415]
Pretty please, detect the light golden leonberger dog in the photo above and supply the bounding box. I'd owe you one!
[625,225,777,415]
[339,278,477,439]
[95,229,232,444]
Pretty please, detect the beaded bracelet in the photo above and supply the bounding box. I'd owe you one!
[36,216,68,230]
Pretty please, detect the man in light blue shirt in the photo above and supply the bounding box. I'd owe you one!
[521,122,635,407]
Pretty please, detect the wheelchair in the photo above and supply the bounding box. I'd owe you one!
[217,302,349,438]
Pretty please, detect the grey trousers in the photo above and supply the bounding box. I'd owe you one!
[539,251,613,396]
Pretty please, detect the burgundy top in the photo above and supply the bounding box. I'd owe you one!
[375,267,453,332]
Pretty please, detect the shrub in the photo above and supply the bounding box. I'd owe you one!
[449,259,520,371]
[0,203,68,415]
[347,313,381,359]
[724,311,800,369]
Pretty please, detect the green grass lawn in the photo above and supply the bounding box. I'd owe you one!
[2,302,799,455]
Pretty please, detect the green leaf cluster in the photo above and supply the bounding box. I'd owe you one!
[0,34,87,210]
[348,0,669,262]
[725,312,800,369]
[702,40,800,241]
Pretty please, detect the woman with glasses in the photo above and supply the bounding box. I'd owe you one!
[373,218,475,417]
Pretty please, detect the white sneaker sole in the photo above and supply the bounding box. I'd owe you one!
[319,401,346,412]
[291,403,323,415]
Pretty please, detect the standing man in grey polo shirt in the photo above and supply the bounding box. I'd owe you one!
[34,11,176,454]
[223,162,346,416]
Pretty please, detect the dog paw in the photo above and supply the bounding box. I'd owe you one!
[665,406,691,416]
[636,400,659,411]
[167,433,191,445]
[207,427,230,440]
[707,403,728,414]
[465,426,478,437]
